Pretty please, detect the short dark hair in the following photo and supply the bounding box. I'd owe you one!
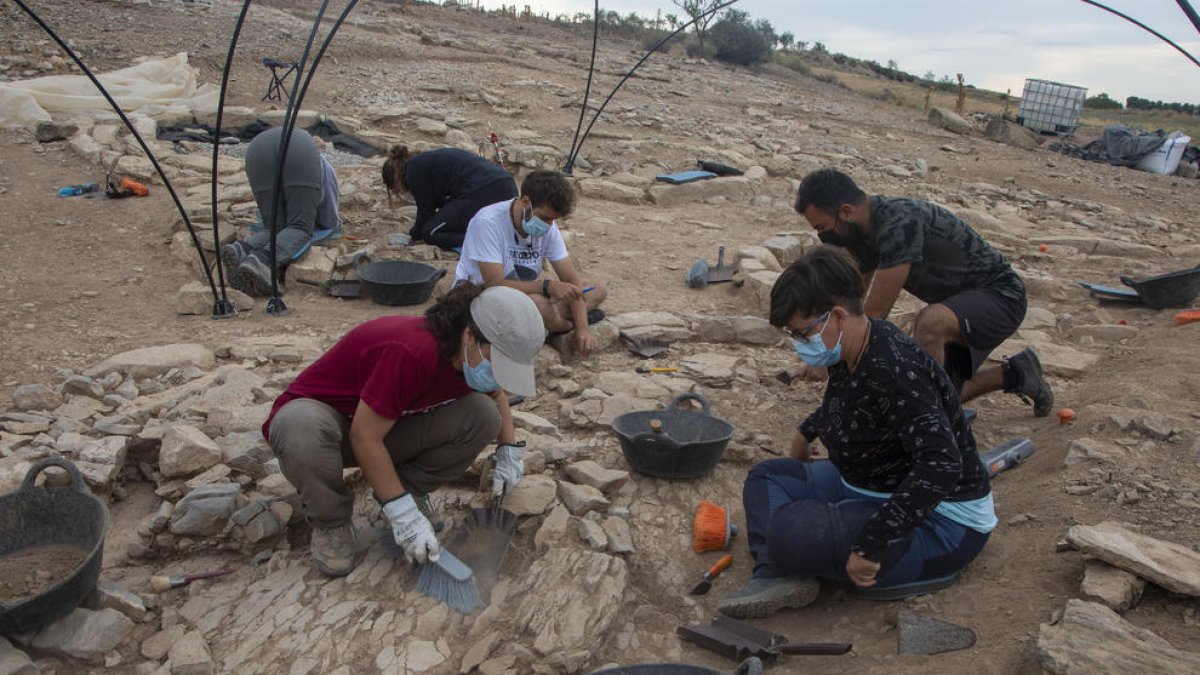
[794,169,866,215]
[769,246,865,327]
[521,170,575,217]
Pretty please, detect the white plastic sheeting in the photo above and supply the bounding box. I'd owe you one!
[0,52,217,128]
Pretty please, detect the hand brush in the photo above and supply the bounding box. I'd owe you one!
[693,500,739,553]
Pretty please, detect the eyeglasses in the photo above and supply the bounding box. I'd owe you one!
[783,311,830,340]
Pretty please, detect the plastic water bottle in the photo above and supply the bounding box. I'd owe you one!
[57,182,99,197]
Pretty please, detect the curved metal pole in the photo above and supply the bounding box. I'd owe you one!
[1177,0,1200,35]
[208,0,254,320]
[287,0,360,133]
[563,0,600,174]
[1079,0,1200,68]
[10,0,221,301]
[264,0,332,317]
[566,0,741,170]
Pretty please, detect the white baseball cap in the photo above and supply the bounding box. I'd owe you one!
[470,286,545,397]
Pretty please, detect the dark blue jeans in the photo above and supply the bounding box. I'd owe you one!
[743,459,989,587]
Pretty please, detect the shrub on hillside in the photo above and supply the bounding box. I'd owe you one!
[709,10,772,66]
[773,51,811,76]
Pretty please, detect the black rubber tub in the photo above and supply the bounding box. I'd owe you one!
[611,393,734,479]
[354,254,447,306]
[0,458,109,635]
[1121,267,1200,309]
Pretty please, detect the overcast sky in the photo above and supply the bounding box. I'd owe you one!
[476,0,1200,104]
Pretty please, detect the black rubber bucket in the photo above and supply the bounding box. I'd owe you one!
[1121,267,1200,309]
[354,254,447,306]
[0,458,109,635]
[590,657,762,675]
[610,393,734,479]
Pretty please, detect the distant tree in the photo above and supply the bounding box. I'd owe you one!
[795,40,808,51]
[923,70,936,81]
[811,41,827,54]
[886,59,898,70]
[779,31,795,51]
[672,0,725,58]
[1084,93,1123,110]
[665,13,679,30]
[709,9,773,66]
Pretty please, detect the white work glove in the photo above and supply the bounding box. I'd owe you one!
[382,494,440,564]
[492,442,526,496]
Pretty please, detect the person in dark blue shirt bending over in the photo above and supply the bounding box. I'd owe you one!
[717,246,996,619]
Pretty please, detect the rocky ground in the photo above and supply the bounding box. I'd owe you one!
[1,1,1199,673]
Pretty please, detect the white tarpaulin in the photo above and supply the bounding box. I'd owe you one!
[0,52,218,128]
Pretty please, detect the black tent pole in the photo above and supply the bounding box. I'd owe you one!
[208,0,255,320]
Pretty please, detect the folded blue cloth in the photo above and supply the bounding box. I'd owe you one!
[656,170,717,185]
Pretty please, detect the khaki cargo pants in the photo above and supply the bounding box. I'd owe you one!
[267,393,501,527]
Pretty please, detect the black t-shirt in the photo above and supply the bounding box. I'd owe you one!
[870,196,1024,303]
[799,319,990,560]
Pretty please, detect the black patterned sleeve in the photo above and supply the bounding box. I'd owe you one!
[799,412,819,442]
[851,368,963,561]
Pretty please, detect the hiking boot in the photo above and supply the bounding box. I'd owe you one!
[412,492,444,533]
[717,576,820,619]
[232,254,274,297]
[311,524,356,577]
[1005,347,1054,418]
[220,241,252,282]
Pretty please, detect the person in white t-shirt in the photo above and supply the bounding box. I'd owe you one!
[455,170,608,355]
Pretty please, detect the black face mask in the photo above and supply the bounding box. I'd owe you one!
[819,217,878,273]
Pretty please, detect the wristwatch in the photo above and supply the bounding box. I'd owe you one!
[542,279,551,298]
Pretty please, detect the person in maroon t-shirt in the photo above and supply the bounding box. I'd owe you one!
[264,283,545,577]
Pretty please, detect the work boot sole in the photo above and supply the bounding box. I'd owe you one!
[1013,348,1054,418]
[232,259,275,298]
[717,578,819,619]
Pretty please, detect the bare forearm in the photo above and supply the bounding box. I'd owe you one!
[351,437,405,501]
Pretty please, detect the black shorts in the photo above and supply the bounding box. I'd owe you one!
[939,287,1027,389]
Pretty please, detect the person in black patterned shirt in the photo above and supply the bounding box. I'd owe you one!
[718,247,995,619]
[792,169,1054,417]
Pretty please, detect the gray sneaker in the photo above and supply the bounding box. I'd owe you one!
[412,492,444,533]
[311,524,356,577]
[220,241,251,281]
[1005,347,1054,418]
[232,254,275,297]
[717,577,820,619]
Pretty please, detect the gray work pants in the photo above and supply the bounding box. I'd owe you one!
[267,394,501,527]
[244,126,323,266]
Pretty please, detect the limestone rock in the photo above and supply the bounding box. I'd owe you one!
[30,607,133,661]
[594,372,670,401]
[578,178,644,204]
[1037,599,1200,673]
[35,121,78,143]
[691,316,779,346]
[510,411,559,437]
[745,270,781,314]
[168,631,213,675]
[175,282,253,315]
[1073,324,1139,342]
[1067,521,1200,597]
[534,504,570,551]
[169,483,240,537]
[735,245,782,273]
[679,352,742,386]
[578,518,608,550]
[512,549,627,672]
[88,344,215,379]
[597,395,658,427]
[505,474,558,516]
[1080,559,1146,612]
[564,460,629,493]
[159,425,222,478]
[990,340,1098,378]
[648,176,753,207]
[928,107,972,135]
[287,247,338,287]
[985,118,1040,150]
[0,636,36,675]
[12,384,62,412]
[1022,307,1058,330]
[603,516,635,554]
[87,580,148,622]
[141,625,186,660]
[762,235,808,267]
[1064,438,1128,465]
[557,481,609,515]
[1029,235,1164,259]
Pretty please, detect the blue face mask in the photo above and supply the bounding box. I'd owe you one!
[522,205,551,238]
[792,314,843,367]
[463,343,498,393]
